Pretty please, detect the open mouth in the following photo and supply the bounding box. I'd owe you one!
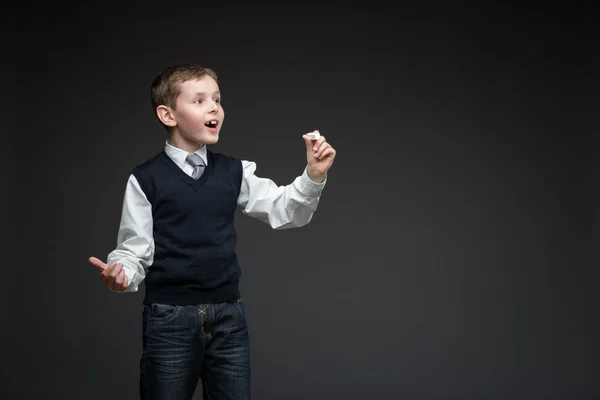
[205,120,219,131]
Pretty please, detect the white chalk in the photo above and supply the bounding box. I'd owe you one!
[306,131,321,140]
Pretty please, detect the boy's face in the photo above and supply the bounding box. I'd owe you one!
[168,75,223,151]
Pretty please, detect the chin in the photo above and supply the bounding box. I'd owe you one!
[203,134,219,145]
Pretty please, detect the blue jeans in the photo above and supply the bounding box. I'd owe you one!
[140,300,251,400]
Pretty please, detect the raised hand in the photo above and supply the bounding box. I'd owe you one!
[303,130,336,183]
[89,256,129,292]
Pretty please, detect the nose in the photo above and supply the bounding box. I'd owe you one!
[209,100,219,113]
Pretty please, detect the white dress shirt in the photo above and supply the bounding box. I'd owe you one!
[107,141,326,292]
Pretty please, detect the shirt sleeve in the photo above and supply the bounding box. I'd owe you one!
[106,174,154,293]
[237,160,327,229]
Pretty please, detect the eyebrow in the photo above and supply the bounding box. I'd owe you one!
[193,91,221,97]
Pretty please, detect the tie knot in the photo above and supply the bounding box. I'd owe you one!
[186,153,205,168]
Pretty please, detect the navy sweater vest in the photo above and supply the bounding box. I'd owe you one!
[132,150,243,305]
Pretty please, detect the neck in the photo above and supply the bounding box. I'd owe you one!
[168,134,205,153]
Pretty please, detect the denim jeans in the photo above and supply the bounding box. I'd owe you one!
[139,299,250,400]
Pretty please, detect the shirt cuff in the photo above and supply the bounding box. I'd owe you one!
[298,167,326,197]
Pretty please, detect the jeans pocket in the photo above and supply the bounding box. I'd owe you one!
[148,303,182,325]
[233,299,246,317]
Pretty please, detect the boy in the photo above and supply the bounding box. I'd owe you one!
[88,64,336,400]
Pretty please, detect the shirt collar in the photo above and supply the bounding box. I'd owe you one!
[164,140,208,169]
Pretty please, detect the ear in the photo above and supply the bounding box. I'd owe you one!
[156,105,177,127]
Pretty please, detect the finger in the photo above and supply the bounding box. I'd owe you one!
[115,270,125,286]
[312,136,326,152]
[109,279,120,291]
[100,262,117,282]
[317,147,336,160]
[105,264,123,288]
[121,272,129,289]
[303,134,316,150]
[109,263,124,280]
[315,143,331,159]
[116,270,129,291]
[89,257,107,272]
[111,271,124,291]
[101,262,116,277]
[108,272,120,291]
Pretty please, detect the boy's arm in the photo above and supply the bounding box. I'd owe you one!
[100,174,154,293]
[237,132,336,229]
[238,162,325,229]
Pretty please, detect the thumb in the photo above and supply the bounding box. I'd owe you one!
[303,131,318,151]
[302,135,313,150]
[89,256,107,272]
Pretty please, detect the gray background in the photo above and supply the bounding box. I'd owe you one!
[5,3,597,399]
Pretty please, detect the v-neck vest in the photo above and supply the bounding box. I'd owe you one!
[132,149,243,305]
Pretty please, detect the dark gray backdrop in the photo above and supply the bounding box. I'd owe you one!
[5,3,597,399]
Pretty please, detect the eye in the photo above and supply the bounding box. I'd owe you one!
[193,99,202,104]
[214,98,221,104]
